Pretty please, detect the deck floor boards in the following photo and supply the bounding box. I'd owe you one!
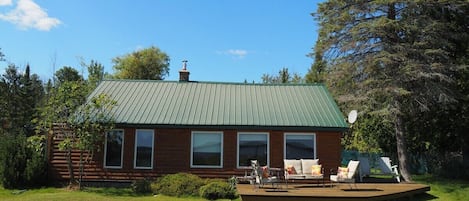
[237,183,430,201]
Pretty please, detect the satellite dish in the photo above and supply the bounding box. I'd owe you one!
[348,110,358,124]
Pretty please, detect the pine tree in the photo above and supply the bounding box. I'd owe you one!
[313,1,469,181]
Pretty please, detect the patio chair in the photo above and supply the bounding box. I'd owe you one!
[330,160,360,189]
[379,157,400,183]
[251,160,280,189]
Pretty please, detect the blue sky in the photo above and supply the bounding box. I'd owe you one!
[0,0,323,83]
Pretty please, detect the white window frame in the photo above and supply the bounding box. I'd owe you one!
[237,132,270,168]
[190,131,224,168]
[134,129,154,169]
[284,133,317,160]
[104,129,124,169]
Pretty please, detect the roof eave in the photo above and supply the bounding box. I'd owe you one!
[115,123,349,132]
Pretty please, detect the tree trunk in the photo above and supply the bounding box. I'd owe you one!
[394,111,412,182]
[463,132,469,169]
[66,148,75,186]
[79,151,83,190]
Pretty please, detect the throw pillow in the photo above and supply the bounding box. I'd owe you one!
[286,165,296,174]
[337,167,349,179]
[311,165,322,175]
[261,166,270,178]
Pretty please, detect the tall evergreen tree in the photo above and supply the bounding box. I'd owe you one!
[313,1,468,181]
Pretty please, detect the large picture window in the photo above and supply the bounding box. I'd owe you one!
[237,132,269,167]
[284,133,316,159]
[191,131,223,168]
[104,130,124,168]
[134,129,154,169]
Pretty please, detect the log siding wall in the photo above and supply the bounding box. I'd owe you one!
[49,125,342,182]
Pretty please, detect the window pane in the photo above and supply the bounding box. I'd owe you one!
[192,132,222,167]
[105,130,123,167]
[135,130,154,168]
[238,134,268,167]
[285,134,315,159]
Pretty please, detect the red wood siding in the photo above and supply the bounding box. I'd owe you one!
[316,131,342,177]
[48,125,343,182]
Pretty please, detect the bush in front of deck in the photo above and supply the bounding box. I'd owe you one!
[131,179,152,194]
[200,180,238,200]
[152,173,205,197]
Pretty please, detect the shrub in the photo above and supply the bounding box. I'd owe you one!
[152,173,206,197]
[131,179,152,194]
[24,135,48,187]
[0,133,28,188]
[200,181,238,200]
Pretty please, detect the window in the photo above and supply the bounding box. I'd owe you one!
[134,129,154,169]
[237,132,269,167]
[284,133,316,159]
[104,130,124,168]
[191,131,223,168]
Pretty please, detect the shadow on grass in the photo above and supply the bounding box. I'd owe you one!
[82,187,142,197]
[409,193,438,201]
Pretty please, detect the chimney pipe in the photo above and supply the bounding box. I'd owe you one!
[179,60,190,82]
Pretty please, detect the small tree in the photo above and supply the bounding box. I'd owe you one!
[67,93,117,189]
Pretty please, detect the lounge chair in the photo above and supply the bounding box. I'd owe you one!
[251,160,280,189]
[379,157,400,183]
[330,160,360,189]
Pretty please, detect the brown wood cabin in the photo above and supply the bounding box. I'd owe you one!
[48,68,348,183]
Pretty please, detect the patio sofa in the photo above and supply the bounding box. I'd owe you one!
[283,159,324,181]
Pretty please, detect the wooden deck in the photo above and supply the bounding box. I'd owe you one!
[237,182,430,201]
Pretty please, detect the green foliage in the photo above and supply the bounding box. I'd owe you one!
[261,67,303,84]
[131,179,152,194]
[305,51,327,83]
[343,113,392,154]
[24,135,48,187]
[69,93,117,153]
[54,66,83,86]
[80,59,105,91]
[0,132,46,188]
[1,64,44,136]
[152,173,206,197]
[0,133,28,189]
[199,181,238,200]
[67,93,116,187]
[112,46,170,80]
[313,1,469,180]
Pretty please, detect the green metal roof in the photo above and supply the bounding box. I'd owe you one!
[88,80,348,130]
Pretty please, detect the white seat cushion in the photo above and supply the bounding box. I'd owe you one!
[301,159,319,175]
[284,159,303,175]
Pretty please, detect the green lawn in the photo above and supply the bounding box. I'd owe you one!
[412,175,469,201]
[0,187,238,201]
[0,175,467,201]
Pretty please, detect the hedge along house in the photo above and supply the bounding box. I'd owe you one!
[48,66,348,182]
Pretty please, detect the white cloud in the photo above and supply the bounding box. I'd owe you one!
[0,0,12,6]
[218,49,248,59]
[0,0,61,31]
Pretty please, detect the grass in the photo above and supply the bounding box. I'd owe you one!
[412,175,469,201]
[0,175,467,201]
[0,187,239,201]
